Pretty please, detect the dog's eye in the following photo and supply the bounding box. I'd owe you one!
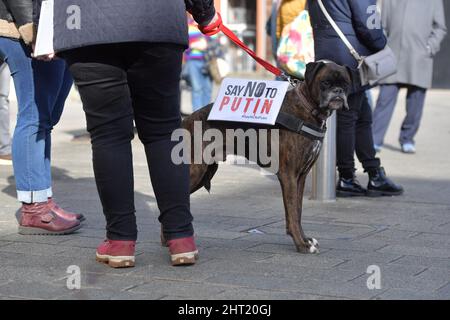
[321,81,331,88]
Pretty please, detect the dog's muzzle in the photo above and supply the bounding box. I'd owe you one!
[325,91,349,111]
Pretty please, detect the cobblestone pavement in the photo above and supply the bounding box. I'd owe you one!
[0,88,449,300]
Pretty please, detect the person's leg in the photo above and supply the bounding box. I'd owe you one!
[0,40,51,203]
[0,39,80,234]
[63,45,137,241]
[336,92,360,179]
[400,86,427,146]
[372,84,400,147]
[353,93,403,196]
[127,43,194,242]
[335,92,368,197]
[186,59,206,111]
[35,60,83,221]
[32,59,73,199]
[0,63,11,157]
[355,93,381,171]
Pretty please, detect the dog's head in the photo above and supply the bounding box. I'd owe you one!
[303,61,353,112]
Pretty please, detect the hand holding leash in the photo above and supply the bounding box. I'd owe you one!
[198,12,222,36]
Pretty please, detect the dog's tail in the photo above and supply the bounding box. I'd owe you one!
[202,163,218,193]
[190,163,219,194]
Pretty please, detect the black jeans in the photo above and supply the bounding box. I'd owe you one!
[62,43,193,241]
[336,91,380,178]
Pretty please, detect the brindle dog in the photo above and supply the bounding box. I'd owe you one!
[183,61,353,253]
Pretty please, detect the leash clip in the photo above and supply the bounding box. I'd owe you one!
[281,73,300,88]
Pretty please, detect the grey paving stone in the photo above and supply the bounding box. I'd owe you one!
[0,265,68,283]
[321,249,402,264]
[257,253,345,269]
[291,279,385,300]
[436,282,450,299]
[0,240,11,248]
[0,281,72,300]
[373,288,441,300]
[378,244,450,259]
[160,295,199,300]
[129,279,231,298]
[192,226,247,240]
[0,233,80,245]
[316,238,389,251]
[204,273,307,292]
[212,288,342,300]
[0,242,67,256]
[196,237,260,250]
[52,272,148,292]
[349,265,448,292]
[359,229,421,241]
[390,255,450,269]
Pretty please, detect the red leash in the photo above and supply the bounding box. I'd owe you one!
[199,13,284,78]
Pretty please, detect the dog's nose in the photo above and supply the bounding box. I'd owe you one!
[333,87,344,95]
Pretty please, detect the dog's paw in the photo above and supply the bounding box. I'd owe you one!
[307,237,319,247]
[307,238,319,254]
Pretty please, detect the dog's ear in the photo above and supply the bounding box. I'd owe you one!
[305,62,325,87]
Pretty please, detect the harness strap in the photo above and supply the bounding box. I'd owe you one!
[276,112,327,141]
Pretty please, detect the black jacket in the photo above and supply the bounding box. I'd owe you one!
[0,0,35,44]
[54,0,216,52]
[308,0,387,69]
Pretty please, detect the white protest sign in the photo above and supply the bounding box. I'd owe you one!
[208,78,289,125]
[34,0,54,57]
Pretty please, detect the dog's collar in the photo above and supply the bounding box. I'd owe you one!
[296,82,330,124]
[274,82,328,141]
[276,112,327,141]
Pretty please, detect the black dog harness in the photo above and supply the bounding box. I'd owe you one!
[275,82,328,141]
[276,112,327,141]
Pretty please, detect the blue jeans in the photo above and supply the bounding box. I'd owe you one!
[0,63,11,156]
[0,38,73,203]
[186,59,212,111]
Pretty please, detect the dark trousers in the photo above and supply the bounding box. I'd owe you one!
[372,84,427,146]
[336,91,380,177]
[62,43,193,241]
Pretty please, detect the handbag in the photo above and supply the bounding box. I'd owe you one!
[276,10,315,79]
[317,0,397,86]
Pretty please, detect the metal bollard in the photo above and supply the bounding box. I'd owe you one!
[311,111,337,202]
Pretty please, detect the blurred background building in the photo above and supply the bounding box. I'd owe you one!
[214,0,271,74]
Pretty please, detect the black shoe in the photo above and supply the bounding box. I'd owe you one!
[367,167,404,197]
[336,176,367,197]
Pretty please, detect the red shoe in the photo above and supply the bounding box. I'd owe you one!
[18,202,82,235]
[48,198,85,222]
[167,236,199,266]
[96,239,136,268]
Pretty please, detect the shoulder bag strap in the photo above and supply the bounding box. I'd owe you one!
[317,0,363,65]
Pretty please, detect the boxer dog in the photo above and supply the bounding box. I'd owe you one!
[182,61,353,253]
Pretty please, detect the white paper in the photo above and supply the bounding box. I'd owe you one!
[34,0,54,57]
[208,78,289,125]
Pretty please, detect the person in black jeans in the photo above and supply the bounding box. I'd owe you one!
[308,0,403,197]
[62,43,193,242]
[47,0,218,267]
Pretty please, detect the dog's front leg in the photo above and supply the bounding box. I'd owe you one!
[278,173,319,254]
[296,175,319,253]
